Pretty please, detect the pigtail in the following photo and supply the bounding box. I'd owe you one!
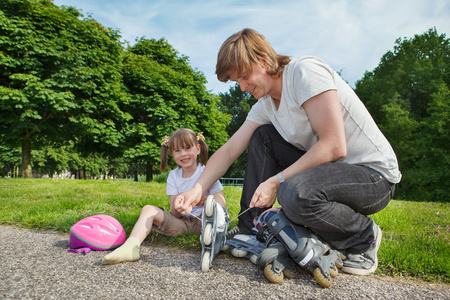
[198,138,209,166]
[160,135,170,171]
[160,145,169,171]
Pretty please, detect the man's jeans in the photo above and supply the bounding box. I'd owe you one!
[239,125,395,253]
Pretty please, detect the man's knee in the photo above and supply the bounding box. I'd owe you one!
[278,175,325,212]
[253,124,275,138]
[249,125,277,148]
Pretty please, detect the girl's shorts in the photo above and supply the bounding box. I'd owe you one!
[152,208,202,237]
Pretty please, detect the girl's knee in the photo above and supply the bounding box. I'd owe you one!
[214,193,226,208]
[141,205,160,216]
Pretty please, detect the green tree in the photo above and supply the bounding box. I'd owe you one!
[0,0,130,178]
[356,28,449,124]
[413,84,450,200]
[122,38,229,181]
[219,83,257,178]
[355,28,449,201]
[0,141,21,177]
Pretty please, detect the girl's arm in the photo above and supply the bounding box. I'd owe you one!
[175,120,261,214]
[250,90,347,208]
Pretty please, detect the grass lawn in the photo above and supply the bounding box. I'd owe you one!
[0,178,448,283]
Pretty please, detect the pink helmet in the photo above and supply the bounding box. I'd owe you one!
[68,214,126,254]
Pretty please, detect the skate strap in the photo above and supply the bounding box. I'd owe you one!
[67,247,92,254]
[253,207,281,229]
[255,227,277,247]
[266,211,315,264]
[265,210,290,237]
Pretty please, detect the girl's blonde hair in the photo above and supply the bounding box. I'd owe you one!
[160,128,209,171]
[216,28,291,82]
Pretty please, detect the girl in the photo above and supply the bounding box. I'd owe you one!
[102,128,226,265]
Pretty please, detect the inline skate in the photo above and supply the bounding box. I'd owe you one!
[200,195,229,272]
[254,208,345,288]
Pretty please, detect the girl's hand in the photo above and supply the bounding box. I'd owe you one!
[175,183,203,214]
[249,176,280,208]
[174,195,192,214]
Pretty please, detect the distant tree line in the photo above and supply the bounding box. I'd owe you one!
[0,1,448,202]
[0,0,229,181]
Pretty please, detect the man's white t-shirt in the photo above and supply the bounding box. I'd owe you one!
[166,163,224,217]
[247,57,401,183]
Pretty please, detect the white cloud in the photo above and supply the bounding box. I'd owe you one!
[53,0,449,93]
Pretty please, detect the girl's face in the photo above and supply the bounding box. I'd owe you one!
[171,140,200,171]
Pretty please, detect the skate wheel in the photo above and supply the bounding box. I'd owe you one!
[205,195,215,217]
[313,267,332,288]
[203,223,212,246]
[221,244,230,251]
[231,248,248,258]
[250,254,258,265]
[256,244,280,270]
[336,254,345,268]
[330,267,338,278]
[201,251,211,273]
[282,267,298,279]
[264,264,284,284]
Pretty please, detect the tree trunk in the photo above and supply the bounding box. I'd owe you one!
[146,162,153,182]
[21,137,32,178]
[134,171,138,182]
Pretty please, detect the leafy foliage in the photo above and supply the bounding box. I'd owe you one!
[0,1,229,180]
[121,38,230,178]
[0,0,129,177]
[219,83,257,177]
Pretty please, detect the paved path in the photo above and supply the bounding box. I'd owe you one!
[0,226,448,299]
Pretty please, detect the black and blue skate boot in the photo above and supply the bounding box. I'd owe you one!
[253,207,301,283]
[255,208,345,288]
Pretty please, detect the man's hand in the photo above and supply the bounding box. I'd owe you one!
[249,176,280,208]
[175,183,203,214]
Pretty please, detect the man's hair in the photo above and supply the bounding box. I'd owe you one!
[216,28,291,82]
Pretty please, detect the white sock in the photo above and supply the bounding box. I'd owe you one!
[102,237,140,265]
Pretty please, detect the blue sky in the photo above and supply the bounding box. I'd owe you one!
[53,0,449,95]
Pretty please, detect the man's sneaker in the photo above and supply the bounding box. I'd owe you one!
[341,222,382,276]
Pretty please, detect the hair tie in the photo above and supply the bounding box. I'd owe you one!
[161,135,170,147]
[197,132,205,142]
